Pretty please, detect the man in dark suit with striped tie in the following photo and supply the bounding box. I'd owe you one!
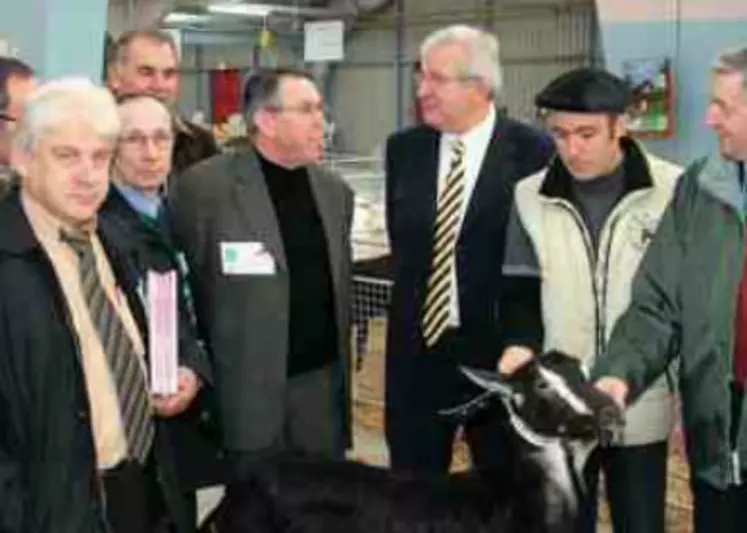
[0,79,192,532]
[384,25,553,475]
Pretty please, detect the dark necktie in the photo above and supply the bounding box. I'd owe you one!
[62,231,154,463]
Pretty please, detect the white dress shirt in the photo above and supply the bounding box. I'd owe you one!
[436,105,497,327]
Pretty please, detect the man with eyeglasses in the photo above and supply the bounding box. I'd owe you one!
[170,68,353,478]
[0,57,35,196]
[100,93,226,524]
[0,78,193,533]
[384,25,553,476]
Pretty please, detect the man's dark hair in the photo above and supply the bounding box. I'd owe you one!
[242,67,316,136]
[0,57,34,113]
[109,29,178,68]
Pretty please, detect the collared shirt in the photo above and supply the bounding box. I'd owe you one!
[22,192,147,470]
[115,183,163,220]
[436,105,497,327]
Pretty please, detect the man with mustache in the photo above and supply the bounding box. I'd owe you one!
[107,29,219,175]
[170,68,353,477]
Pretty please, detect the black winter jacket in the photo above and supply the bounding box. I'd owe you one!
[0,191,190,533]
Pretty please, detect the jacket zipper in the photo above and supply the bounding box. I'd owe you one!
[553,200,604,362]
[552,191,642,363]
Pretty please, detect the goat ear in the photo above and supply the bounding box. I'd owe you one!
[458,366,514,398]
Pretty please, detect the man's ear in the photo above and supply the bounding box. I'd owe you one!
[254,108,276,139]
[107,63,122,93]
[611,113,629,140]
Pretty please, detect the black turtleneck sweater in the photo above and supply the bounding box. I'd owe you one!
[257,150,339,377]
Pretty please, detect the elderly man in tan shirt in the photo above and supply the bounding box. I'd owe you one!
[0,79,195,533]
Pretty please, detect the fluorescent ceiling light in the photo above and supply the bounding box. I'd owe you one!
[163,12,210,24]
[208,3,274,17]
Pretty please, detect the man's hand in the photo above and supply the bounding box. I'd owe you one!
[152,367,202,417]
[594,376,630,409]
[498,346,534,375]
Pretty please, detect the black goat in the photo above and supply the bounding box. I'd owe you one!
[202,351,623,533]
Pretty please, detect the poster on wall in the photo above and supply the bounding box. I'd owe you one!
[304,20,344,62]
[622,57,675,138]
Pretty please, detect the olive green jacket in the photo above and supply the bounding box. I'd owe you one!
[594,154,747,489]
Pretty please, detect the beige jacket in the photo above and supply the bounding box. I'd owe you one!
[513,143,682,445]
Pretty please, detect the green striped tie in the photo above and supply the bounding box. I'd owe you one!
[63,231,155,464]
[422,139,466,347]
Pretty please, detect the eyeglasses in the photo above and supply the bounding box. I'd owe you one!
[119,130,174,150]
[265,102,325,116]
[414,70,478,88]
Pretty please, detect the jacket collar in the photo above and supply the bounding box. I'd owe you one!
[0,189,48,256]
[697,153,745,220]
[539,137,653,201]
[0,188,133,258]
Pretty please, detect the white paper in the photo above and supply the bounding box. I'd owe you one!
[304,20,345,62]
[148,270,179,395]
[220,242,276,275]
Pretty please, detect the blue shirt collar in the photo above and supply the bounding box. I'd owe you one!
[114,183,163,220]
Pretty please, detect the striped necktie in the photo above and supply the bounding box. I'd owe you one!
[422,139,466,347]
[62,231,155,464]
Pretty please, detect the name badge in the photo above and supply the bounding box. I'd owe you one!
[220,242,276,275]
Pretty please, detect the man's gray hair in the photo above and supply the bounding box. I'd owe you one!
[713,47,747,89]
[14,78,120,150]
[421,25,504,99]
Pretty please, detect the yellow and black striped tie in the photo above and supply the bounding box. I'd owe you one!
[63,231,155,464]
[422,139,466,347]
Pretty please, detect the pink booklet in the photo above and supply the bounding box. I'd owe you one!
[148,270,178,395]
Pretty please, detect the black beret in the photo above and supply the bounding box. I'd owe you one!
[535,67,632,113]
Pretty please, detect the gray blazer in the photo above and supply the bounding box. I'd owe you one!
[169,147,354,453]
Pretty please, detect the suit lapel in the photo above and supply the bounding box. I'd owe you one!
[231,149,288,272]
[461,116,513,234]
[421,129,441,237]
[308,166,343,295]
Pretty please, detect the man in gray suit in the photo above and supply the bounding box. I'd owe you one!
[170,68,353,475]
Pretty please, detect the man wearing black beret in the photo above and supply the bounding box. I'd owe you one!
[497,67,682,532]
